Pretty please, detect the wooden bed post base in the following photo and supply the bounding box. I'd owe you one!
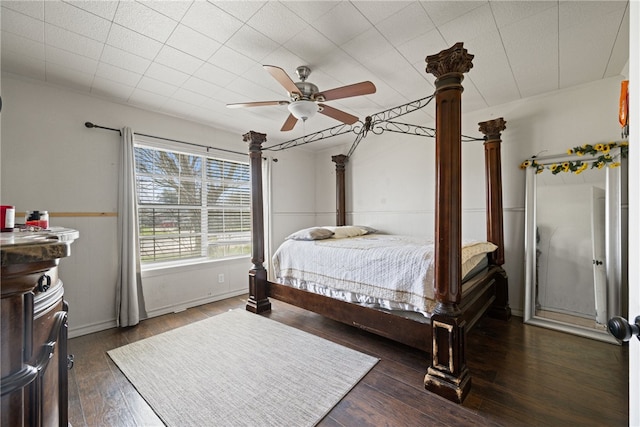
[424,314,471,403]
[244,130,271,314]
[247,268,271,314]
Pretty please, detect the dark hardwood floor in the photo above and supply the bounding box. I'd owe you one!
[67,295,629,426]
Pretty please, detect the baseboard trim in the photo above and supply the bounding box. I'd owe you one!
[144,289,247,319]
[510,308,524,317]
[69,319,117,339]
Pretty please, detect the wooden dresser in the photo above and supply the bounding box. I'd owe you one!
[1,228,79,427]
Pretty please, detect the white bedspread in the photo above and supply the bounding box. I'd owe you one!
[272,234,497,315]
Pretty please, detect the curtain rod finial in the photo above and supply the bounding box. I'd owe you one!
[85,122,95,128]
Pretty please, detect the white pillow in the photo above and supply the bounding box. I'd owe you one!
[322,225,368,239]
[461,241,498,263]
[459,241,497,277]
[353,225,378,235]
[462,253,488,278]
[285,227,334,241]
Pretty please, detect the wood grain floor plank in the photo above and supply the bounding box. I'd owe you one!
[328,382,451,427]
[105,356,165,426]
[67,367,87,427]
[74,369,139,427]
[359,369,499,427]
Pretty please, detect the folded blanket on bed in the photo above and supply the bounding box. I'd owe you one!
[272,234,497,314]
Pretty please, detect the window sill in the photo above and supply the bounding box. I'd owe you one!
[141,255,250,278]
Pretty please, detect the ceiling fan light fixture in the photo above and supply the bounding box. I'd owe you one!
[288,100,318,121]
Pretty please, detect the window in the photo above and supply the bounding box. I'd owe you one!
[134,144,251,265]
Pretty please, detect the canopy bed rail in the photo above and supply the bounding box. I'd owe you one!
[259,93,484,156]
[243,43,510,404]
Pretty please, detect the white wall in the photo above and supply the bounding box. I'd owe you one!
[268,148,317,246]
[312,75,625,316]
[0,74,314,337]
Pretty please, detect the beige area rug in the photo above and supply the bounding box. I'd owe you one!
[108,309,378,426]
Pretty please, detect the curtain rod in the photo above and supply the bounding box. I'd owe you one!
[84,121,248,157]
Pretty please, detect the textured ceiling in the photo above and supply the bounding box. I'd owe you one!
[1,1,630,146]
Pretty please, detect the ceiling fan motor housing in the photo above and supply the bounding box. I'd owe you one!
[293,81,320,101]
[292,66,325,101]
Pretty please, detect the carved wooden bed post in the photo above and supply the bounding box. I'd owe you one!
[479,118,512,321]
[244,131,271,314]
[424,42,474,403]
[479,118,506,265]
[332,154,348,226]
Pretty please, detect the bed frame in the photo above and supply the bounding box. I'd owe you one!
[242,43,511,403]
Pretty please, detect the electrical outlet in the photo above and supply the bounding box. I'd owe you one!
[218,273,224,283]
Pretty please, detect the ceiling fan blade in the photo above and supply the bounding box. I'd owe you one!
[318,104,359,125]
[280,114,298,132]
[226,100,288,108]
[264,65,301,96]
[317,81,376,102]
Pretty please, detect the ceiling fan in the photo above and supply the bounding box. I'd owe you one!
[227,65,376,131]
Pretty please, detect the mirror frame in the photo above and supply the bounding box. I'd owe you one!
[523,149,622,344]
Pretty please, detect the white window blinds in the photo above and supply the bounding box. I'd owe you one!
[134,145,251,264]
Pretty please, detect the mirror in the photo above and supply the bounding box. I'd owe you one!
[523,147,625,344]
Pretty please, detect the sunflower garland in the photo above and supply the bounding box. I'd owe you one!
[519,141,628,175]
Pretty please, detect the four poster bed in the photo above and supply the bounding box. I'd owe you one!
[242,43,511,403]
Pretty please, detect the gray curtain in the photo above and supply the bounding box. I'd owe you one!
[115,127,142,327]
